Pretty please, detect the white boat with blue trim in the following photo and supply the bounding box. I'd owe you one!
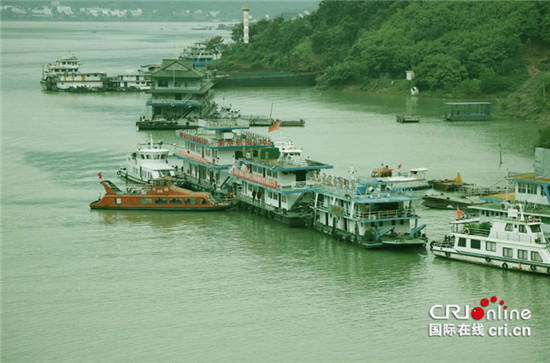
[431,206,550,275]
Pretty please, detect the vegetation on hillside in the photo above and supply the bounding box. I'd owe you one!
[214,0,550,97]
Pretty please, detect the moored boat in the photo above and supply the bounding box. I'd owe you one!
[371,164,430,190]
[117,135,176,184]
[89,178,232,211]
[396,114,420,123]
[430,207,550,274]
[311,175,427,248]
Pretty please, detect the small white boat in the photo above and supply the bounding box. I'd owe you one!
[430,206,550,275]
[371,164,430,189]
[117,135,176,184]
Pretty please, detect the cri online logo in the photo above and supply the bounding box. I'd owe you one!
[429,295,531,321]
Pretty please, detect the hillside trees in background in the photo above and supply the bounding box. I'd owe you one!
[215,1,550,95]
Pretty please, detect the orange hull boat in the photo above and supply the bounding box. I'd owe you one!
[90,178,232,211]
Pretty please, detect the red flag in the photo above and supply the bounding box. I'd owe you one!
[268,121,280,133]
[398,163,402,169]
[457,205,463,220]
[98,172,102,179]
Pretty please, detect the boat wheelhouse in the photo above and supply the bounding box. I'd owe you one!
[173,118,274,194]
[430,207,550,275]
[444,102,491,121]
[89,178,232,211]
[229,144,333,227]
[117,136,176,184]
[311,176,427,248]
[371,164,430,189]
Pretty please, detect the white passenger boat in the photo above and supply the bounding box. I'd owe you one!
[430,207,550,275]
[117,136,176,184]
[40,53,105,91]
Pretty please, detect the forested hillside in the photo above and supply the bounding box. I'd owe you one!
[215,0,550,99]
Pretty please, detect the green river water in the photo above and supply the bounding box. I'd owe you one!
[1,21,549,362]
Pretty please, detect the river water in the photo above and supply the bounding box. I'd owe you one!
[1,21,548,362]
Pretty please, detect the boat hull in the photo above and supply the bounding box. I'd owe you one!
[431,245,550,275]
[89,203,231,211]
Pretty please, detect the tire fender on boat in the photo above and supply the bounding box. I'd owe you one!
[502,262,508,270]
[430,241,435,249]
[530,265,537,271]
[485,257,491,263]
[445,252,451,257]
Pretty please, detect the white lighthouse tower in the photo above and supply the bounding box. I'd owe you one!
[242,5,250,44]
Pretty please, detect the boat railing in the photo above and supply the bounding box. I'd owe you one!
[311,201,415,220]
[279,180,315,190]
[431,240,455,249]
[199,118,249,128]
[463,228,491,237]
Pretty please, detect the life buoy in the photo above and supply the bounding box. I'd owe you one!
[485,257,491,263]
[530,265,537,271]
[464,228,470,235]
[430,241,435,249]
[445,252,451,257]
[502,262,508,270]
[170,102,175,107]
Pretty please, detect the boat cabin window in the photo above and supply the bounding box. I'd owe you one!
[154,154,160,160]
[140,198,153,205]
[185,198,197,205]
[530,224,541,233]
[371,172,379,177]
[140,154,145,159]
[531,251,543,262]
[155,198,167,204]
[170,198,182,205]
[517,249,528,260]
[485,241,496,252]
[505,224,513,232]
[115,198,122,205]
[519,225,527,233]
[458,238,466,247]
[470,239,481,250]
[503,247,513,258]
[160,154,166,160]
[200,198,208,205]
[154,180,168,187]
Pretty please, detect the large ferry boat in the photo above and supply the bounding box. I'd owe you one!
[117,135,176,184]
[40,53,105,91]
[430,207,550,274]
[310,175,427,248]
[90,178,232,211]
[173,117,275,194]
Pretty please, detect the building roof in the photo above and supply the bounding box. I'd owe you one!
[150,59,205,79]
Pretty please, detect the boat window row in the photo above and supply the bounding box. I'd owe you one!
[457,237,544,262]
[517,182,545,196]
[139,153,167,160]
[504,223,540,233]
[139,197,208,205]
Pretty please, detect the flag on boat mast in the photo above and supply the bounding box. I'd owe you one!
[398,163,402,169]
[457,205,463,220]
[98,172,102,179]
[268,120,280,133]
